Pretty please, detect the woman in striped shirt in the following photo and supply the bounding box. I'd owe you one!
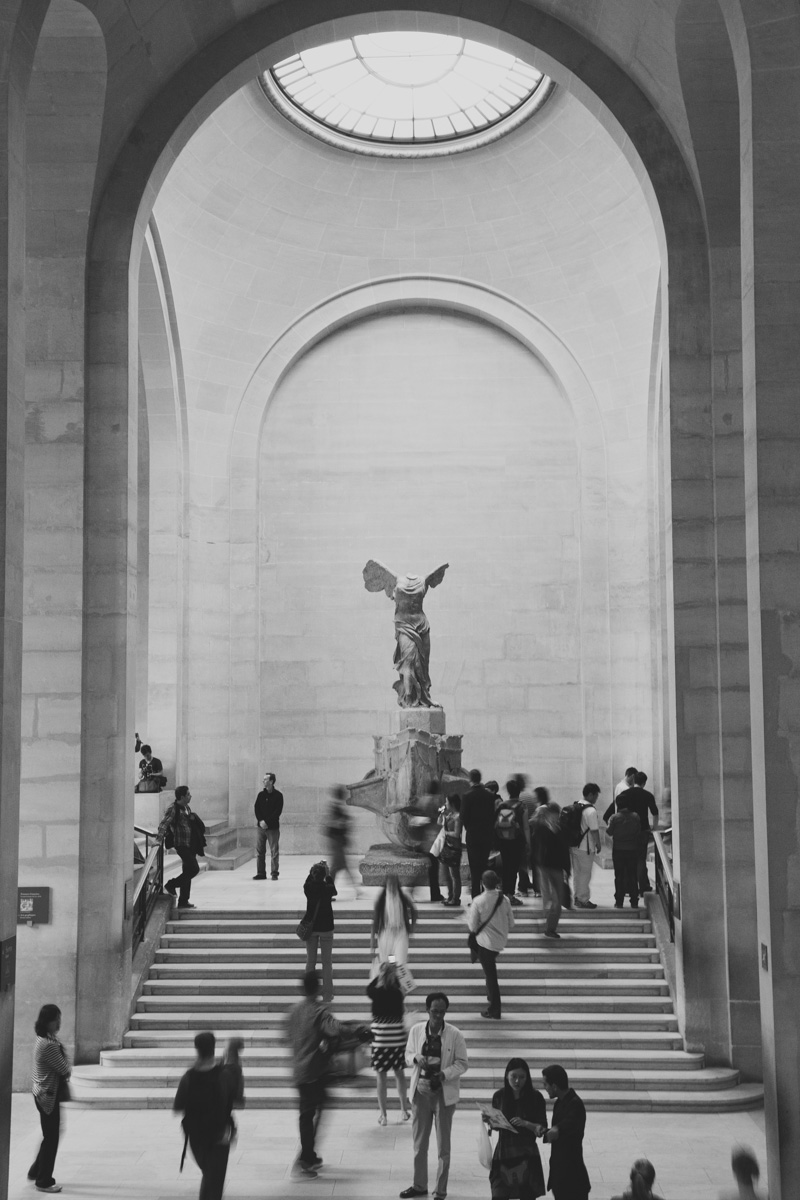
[28,1003,71,1194]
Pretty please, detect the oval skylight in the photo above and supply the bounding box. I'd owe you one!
[264,32,552,156]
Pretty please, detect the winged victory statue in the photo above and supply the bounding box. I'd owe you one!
[363,559,449,708]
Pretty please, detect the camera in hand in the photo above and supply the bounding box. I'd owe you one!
[418,1031,443,1093]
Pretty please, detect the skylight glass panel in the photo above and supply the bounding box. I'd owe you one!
[267,31,549,148]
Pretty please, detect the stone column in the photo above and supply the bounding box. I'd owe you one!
[737,2,800,1191]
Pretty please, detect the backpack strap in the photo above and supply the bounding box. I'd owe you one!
[179,1125,189,1172]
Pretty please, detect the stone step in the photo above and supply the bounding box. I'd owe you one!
[100,1046,703,1071]
[64,1083,765,1113]
[182,908,648,921]
[70,1064,739,1093]
[122,1027,685,1050]
[158,936,660,960]
[149,959,665,978]
[166,916,653,933]
[128,1008,681,1036]
[140,977,670,997]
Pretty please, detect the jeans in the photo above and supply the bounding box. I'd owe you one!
[613,849,639,906]
[306,931,334,1000]
[570,846,594,904]
[29,1099,60,1187]
[538,866,563,934]
[477,943,501,1016]
[428,852,443,900]
[169,847,200,904]
[411,1089,455,1197]
[443,858,461,903]
[189,1136,230,1200]
[256,826,280,876]
[498,839,521,899]
[297,1078,327,1164]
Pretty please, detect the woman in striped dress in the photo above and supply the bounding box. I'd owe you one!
[28,1003,71,1194]
[366,961,411,1125]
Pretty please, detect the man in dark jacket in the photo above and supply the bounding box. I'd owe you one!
[460,769,497,898]
[285,970,344,1178]
[173,1031,237,1200]
[541,1063,591,1200]
[158,786,201,909]
[253,771,284,880]
[603,770,658,893]
[530,802,571,938]
[606,796,642,908]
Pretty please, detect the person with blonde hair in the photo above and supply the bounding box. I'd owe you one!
[611,1158,664,1200]
[370,873,417,965]
[366,960,411,1125]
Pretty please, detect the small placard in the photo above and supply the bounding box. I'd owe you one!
[17,887,51,925]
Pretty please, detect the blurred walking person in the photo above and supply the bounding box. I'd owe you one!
[28,1004,71,1194]
[173,1031,239,1200]
[610,1158,664,1200]
[530,803,570,939]
[370,873,418,965]
[467,870,514,1020]
[285,971,345,1178]
[303,860,337,1002]
[326,785,360,896]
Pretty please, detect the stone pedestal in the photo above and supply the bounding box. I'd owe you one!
[346,707,469,885]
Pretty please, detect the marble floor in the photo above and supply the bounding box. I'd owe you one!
[9,856,767,1198]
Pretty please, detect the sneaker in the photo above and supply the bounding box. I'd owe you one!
[399,1189,428,1198]
[177,901,196,909]
[164,879,176,895]
[252,874,267,880]
[575,899,597,909]
[509,896,523,906]
[310,1155,323,1167]
[543,930,561,939]
[35,1187,62,1195]
[271,874,279,880]
[293,1160,319,1178]
[480,1010,501,1019]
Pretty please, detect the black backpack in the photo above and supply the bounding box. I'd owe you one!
[559,801,588,848]
[189,812,206,857]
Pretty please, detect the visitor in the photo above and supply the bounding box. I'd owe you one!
[513,773,537,896]
[719,1146,768,1199]
[135,742,167,791]
[302,860,337,1002]
[571,783,602,909]
[484,1057,547,1200]
[28,1003,71,1195]
[461,768,497,898]
[220,1037,245,1113]
[633,771,659,892]
[541,1064,591,1200]
[606,796,643,909]
[401,991,469,1200]
[159,786,203,910]
[530,802,570,939]
[367,960,412,1125]
[422,779,446,903]
[325,785,360,896]
[173,1031,238,1200]
[285,971,344,1179]
[252,771,283,880]
[610,1158,664,1200]
[614,765,638,798]
[370,872,418,965]
[467,869,514,1020]
[439,794,463,906]
[495,779,527,905]
[486,779,500,796]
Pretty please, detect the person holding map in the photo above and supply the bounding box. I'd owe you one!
[482,1057,548,1200]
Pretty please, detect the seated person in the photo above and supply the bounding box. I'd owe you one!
[135,743,167,792]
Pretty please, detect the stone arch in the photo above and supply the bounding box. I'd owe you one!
[79,1,720,1065]
[226,277,613,822]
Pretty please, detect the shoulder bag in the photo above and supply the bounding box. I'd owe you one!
[296,897,321,942]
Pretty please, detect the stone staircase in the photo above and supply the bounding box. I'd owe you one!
[71,905,763,1111]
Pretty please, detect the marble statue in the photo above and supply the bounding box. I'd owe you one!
[363,559,449,707]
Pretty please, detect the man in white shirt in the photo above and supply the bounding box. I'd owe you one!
[571,784,602,910]
[401,992,469,1200]
[467,870,515,1019]
[614,766,637,799]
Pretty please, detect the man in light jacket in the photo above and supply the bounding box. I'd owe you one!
[400,992,469,1200]
[467,869,515,1020]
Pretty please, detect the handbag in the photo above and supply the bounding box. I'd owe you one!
[477,1117,494,1170]
[136,778,161,793]
[318,1020,372,1078]
[395,963,416,996]
[440,834,462,867]
[296,898,321,941]
[467,891,504,963]
[430,827,446,858]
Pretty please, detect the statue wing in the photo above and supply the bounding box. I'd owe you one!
[425,562,449,590]
[363,559,398,599]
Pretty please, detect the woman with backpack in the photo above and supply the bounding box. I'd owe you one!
[529,803,571,939]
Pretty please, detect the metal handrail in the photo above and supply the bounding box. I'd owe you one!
[132,826,164,953]
[652,827,674,941]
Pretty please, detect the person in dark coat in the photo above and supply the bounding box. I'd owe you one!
[486,1057,548,1199]
[529,803,571,938]
[252,771,284,879]
[303,861,338,1002]
[606,797,643,909]
[460,769,498,898]
[603,771,659,893]
[541,1064,591,1200]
